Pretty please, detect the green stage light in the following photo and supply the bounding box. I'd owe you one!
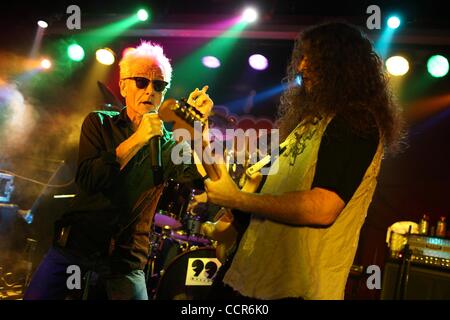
[427,55,449,78]
[67,44,85,61]
[137,9,149,21]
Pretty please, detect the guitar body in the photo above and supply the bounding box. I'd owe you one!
[201,172,263,263]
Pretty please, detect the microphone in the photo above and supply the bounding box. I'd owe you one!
[149,135,161,169]
[148,111,163,185]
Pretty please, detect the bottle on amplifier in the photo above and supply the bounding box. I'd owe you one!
[419,214,429,235]
[436,216,447,238]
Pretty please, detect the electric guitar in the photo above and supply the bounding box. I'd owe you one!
[159,98,282,262]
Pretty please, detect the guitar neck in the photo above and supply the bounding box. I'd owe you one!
[244,139,289,178]
[193,139,220,181]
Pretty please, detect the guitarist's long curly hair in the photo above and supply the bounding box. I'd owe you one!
[277,21,405,153]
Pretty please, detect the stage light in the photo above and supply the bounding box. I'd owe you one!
[37,20,48,29]
[96,48,115,65]
[387,16,401,29]
[295,75,302,86]
[122,47,135,57]
[137,9,149,21]
[427,55,449,78]
[202,56,221,68]
[242,8,258,23]
[249,54,268,70]
[40,58,52,69]
[386,55,409,76]
[67,44,85,61]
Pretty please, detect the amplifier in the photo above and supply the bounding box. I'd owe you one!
[392,235,450,269]
[381,261,450,300]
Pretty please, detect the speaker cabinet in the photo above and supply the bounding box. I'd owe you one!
[381,261,450,300]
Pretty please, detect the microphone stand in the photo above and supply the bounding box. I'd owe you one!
[394,226,412,300]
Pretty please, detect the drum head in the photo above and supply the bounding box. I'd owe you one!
[171,230,211,247]
[153,179,192,229]
[155,247,219,300]
[154,213,183,229]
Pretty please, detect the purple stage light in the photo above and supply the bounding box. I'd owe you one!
[248,54,268,70]
[202,56,221,68]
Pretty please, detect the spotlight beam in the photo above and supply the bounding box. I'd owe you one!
[45,21,450,45]
[30,26,45,58]
[225,84,286,111]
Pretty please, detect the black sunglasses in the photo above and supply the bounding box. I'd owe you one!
[124,77,168,92]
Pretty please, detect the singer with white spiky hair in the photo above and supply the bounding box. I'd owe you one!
[24,41,213,300]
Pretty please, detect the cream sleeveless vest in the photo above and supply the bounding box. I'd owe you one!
[223,117,384,299]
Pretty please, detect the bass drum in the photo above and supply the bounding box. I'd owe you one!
[154,247,219,300]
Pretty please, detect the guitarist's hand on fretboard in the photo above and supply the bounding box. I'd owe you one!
[158,93,265,262]
[186,85,213,121]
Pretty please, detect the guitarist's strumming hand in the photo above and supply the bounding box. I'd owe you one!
[187,192,207,214]
[204,161,242,209]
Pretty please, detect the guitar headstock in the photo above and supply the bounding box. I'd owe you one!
[159,98,206,140]
[159,97,220,180]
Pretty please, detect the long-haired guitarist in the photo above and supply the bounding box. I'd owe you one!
[203,22,404,300]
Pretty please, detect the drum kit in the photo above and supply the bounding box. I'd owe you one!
[146,179,221,300]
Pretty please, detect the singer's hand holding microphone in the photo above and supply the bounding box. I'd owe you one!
[134,112,163,146]
[134,112,163,184]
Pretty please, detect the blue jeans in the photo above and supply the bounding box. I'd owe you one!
[105,270,148,300]
[23,247,148,300]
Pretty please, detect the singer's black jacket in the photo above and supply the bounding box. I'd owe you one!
[56,107,203,274]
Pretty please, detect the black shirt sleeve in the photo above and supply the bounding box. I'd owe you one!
[311,115,379,204]
[75,112,121,193]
